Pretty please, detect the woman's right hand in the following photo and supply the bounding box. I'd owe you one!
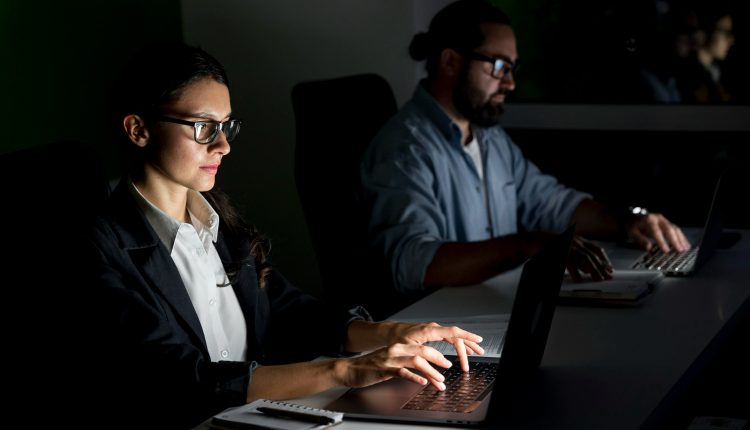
[336,343,452,391]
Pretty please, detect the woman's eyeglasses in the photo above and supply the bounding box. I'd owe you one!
[156,116,241,144]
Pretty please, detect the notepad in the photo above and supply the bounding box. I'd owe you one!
[211,399,343,430]
[559,270,663,305]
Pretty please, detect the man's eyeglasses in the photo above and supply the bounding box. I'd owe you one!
[155,116,241,144]
[467,52,518,80]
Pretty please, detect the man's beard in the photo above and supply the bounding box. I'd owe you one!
[453,73,506,127]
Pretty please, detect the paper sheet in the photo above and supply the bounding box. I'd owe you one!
[560,270,663,301]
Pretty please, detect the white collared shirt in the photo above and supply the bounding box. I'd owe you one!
[130,180,248,362]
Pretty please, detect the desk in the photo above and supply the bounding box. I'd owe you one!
[310,230,749,429]
[198,230,750,429]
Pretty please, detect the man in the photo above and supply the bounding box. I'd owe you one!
[361,0,690,297]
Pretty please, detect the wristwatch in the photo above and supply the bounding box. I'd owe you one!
[628,206,649,216]
[618,206,648,241]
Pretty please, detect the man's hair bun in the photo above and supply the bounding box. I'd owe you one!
[409,32,432,61]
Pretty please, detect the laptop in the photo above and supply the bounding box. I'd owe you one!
[326,225,575,426]
[628,174,724,276]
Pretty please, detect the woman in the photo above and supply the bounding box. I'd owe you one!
[85,42,483,428]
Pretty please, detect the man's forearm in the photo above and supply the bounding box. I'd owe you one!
[423,235,536,289]
[569,198,619,239]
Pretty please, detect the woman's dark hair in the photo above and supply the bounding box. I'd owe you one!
[112,41,271,287]
[112,41,229,128]
[409,0,511,78]
[204,189,272,289]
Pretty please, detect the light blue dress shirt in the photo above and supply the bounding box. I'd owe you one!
[361,84,590,293]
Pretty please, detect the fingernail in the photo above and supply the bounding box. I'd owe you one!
[439,382,446,391]
[477,336,483,342]
[444,360,452,367]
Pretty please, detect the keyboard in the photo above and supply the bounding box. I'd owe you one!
[402,360,497,413]
[632,246,699,273]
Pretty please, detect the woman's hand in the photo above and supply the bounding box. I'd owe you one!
[336,322,483,391]
[336,343,451,390]
[381,322,484,372]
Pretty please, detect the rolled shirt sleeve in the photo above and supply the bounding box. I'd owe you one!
[493,127,591,233]
[364,143,446,293]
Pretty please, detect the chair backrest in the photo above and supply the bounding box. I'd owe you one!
[1,139,110,297]
[1,140,111,423]
[291,73,397,316]
[1,140,110,227]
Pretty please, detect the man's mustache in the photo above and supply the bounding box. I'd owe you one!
[493,89,510,98]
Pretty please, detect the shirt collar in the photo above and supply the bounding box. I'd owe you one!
[128,179,220,252]
[412,81,465,149]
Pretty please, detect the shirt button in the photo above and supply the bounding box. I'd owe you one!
[221,350,229,359]
[486,226,491,232]
[475,186,481,192]
[209,298,216,306]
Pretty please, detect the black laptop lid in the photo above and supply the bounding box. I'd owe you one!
[497,225,574,378]
[693,174,725,272]
[485,225,574,422]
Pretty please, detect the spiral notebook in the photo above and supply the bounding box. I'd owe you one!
[211,399,343,430]
[558,270,663,305]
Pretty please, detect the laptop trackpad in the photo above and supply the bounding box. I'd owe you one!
[330,378,423,415]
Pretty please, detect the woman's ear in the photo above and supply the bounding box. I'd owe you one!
[122,114,150,148]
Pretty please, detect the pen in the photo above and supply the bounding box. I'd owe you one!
[256,406,336,425]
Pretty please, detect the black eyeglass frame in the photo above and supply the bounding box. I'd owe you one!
[466,52,518,80]
[155,115,242,144]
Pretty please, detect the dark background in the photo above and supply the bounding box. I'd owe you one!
[3,0,748,289]
[2,1,747,427]
[496,0,750,104]
[509,129,749,229]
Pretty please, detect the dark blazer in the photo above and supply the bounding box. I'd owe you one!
[81,182,367,429]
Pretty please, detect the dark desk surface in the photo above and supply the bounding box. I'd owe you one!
[196,230,750,430]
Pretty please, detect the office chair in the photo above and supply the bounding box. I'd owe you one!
[1,138,110,308]
[1,140,110,228]
[1,140,111,424]
[291,73,398,318]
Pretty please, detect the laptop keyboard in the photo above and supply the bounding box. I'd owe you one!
[632,246,699,272]
[401,360,497,413]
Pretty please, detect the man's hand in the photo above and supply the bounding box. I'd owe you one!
[567,235,613,282]
[626,212,691,253]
